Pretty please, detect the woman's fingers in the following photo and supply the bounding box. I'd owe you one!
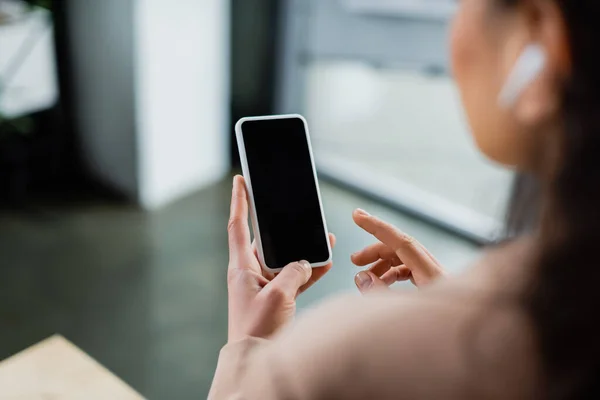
[354,271,387,293]
[352,209,420,260]
[355,265,412,293]
[368,257,402,277]
[329,232,337,249]
[352,209,440,280]
[228,176,254,269]
[380,265,412,286]
[266,261,313,301]
[369,258,392,277]
[351,242,399,266]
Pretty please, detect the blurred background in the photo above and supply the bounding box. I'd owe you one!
[0,0,513,398]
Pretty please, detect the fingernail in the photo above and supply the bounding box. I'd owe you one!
[355,271,372,290]
[299,260,311,272]
[355,208,370,216]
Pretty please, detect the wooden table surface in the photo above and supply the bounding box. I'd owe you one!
[0,335,144,399]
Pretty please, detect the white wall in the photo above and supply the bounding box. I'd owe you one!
[135,0,230,209]
[66,0,230,209]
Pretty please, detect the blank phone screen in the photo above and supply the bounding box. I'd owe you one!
[241,117,330,269]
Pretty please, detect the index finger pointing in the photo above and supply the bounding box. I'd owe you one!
[352,209,428,268]
[352,209,409,248]
[228,176,252,263]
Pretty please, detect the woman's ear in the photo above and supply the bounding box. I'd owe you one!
[499,0,570,127]
[537,0,571,77]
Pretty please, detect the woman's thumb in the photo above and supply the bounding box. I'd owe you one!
[355,271,387,294]
[270,260,313,298]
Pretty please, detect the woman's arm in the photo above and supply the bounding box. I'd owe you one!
[209,290,488,400]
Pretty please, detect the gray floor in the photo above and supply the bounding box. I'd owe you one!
[0,178,479,399]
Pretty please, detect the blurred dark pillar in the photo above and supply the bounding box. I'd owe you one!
[52,0,81,183]
[230,0,282,168]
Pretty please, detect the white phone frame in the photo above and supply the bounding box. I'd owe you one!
[235,114,332,273]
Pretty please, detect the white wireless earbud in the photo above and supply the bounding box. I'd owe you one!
[498,44,547,108]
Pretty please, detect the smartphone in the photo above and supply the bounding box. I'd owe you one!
[235,114,332,273]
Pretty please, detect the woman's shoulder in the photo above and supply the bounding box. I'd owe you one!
[279,242,539,398]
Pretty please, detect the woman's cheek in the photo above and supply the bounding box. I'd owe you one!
[449,0,499,152]
[450,6,478,130]
[450,9,468,84]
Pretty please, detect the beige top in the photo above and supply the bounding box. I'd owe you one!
[209,242,540,399]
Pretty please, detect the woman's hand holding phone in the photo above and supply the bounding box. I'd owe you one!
[226,174,444,341]
[351,209,446,293]
[227,176,335,342]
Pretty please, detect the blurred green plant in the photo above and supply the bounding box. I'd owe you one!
[0,111,34,142]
